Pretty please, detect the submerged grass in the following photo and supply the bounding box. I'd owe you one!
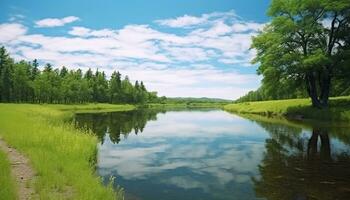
[224,96,350,122]
[0,103,134,200]
[0,149,17,200]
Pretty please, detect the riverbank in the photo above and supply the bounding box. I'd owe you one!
[0,103,134,199]
[224,96,350,122]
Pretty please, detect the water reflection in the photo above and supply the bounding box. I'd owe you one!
[75,109,163,143]
[74,109,350,200]
[252,120,350,200]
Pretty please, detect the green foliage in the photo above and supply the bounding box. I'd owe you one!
[0,46,160,104]
[0,46,14,102]
[250,0,350,107]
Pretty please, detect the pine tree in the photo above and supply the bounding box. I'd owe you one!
[0,47,14,102]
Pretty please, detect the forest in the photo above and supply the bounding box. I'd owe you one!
[0,46,160,104]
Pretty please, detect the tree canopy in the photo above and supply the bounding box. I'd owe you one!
[244,0,350,107]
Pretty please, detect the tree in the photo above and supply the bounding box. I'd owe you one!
[252,0,350,108]
[34,63,61,103]
[84,68,94,102]
[60,66,68,78]
[109,71,122,103]
[61,69,89,103]
[0,47,14,102]
[120,76,135,103]
[12,61,32,102]
[30,59,40,81]
[94,70,109,102]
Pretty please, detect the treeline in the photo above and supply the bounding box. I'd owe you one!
[165,97,232,104]
[0,46,160,104]
[236,76,350,103]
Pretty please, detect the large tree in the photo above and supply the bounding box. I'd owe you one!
[252,0,350,108]
[109,71,122,103]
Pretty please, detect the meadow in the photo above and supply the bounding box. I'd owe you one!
[224,96,350,122]
[0,104,135,200]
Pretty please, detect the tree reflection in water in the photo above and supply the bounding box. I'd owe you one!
[74,109,164,144]
[253,121,350,200]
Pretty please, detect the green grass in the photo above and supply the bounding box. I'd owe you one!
[46,103,135,113]
[0,103,135,200]
[224,96,350,122]
[0,149,17,200]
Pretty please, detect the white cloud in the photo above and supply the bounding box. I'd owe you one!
[35,16,79,27]
[155,14,208,28]
[0,23,27,43]
[68,26,90,36]
[69,26,117,37]
[232,22,264,32]
[155,10,238,28]
[115,68,260,99]
[162,46,210,62]
[9,14,25,22]
[1,10,264,99]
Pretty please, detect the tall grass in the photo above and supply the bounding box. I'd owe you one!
[0,104,132,200]
[224,96,350,121]
[0,149,17,200]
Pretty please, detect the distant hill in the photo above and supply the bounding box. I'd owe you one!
[165,97,232,103]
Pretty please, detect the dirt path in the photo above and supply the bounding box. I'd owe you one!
[0,138,35,200]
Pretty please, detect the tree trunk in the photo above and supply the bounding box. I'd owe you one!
[307,130,319,160]
[306,73,322,108]
[306,70,331,109]
[319,131,331,161]
[319,70,331,108]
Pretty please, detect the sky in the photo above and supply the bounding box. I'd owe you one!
[0,0,271,100]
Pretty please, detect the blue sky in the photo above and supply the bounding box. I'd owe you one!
[0,0,270,99]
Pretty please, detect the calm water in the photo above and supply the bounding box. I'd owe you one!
[75,109,350,200]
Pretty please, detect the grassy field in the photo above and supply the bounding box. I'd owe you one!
[224,96,350,122]
[0,103,135,200]
[0,149,17,200]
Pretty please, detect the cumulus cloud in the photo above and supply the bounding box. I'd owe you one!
[155,10,238,28]
[155,14,208,28]
[0,23,27,43]
[1,10,265,99]
[69,26,117,37]
[232,22,265,32]
[35,16,79,27]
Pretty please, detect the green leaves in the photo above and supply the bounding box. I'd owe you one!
[302,49,329,70]
[246,0,350,105]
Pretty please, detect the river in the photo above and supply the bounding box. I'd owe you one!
[74,108,350,200]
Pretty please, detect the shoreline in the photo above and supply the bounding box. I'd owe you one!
[223,96,350,122]
[0,104,131,200]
